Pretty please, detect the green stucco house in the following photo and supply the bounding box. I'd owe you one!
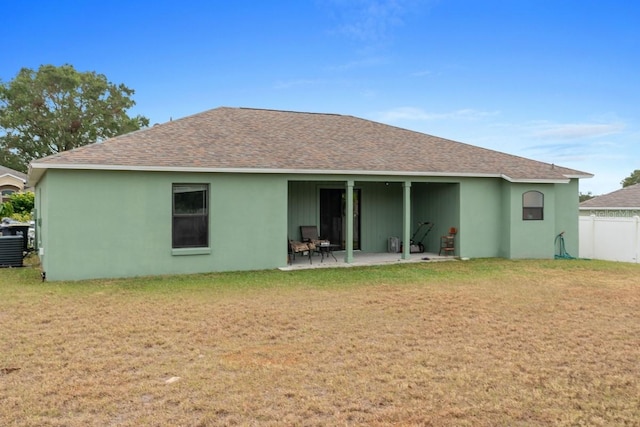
[28,107,592,281]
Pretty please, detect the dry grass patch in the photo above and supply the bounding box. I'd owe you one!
[1,258,639,426]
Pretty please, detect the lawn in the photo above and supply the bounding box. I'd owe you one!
[1,258,639,426]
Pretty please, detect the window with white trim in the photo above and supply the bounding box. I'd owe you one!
[523,190,544,220]
[172,184,208,248]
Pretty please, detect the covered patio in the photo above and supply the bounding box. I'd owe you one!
[287,179,461,269]
[280,250,457,271]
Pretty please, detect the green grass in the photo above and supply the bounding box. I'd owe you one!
[1,257,640,426]
[8,256,623,294]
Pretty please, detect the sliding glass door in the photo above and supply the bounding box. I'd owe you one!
[319,188,360,250]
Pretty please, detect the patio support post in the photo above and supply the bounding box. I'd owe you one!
[345,180,354,263]
[402,181,411,260]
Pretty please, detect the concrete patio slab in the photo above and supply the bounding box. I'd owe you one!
[280,251,456,271]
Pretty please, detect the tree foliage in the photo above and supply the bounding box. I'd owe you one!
[0,64,149,173]
[621,169,640,188]
[0,149,24,172]
[579,192,595,202]
[0,201,13,218]
[8,191,34,215]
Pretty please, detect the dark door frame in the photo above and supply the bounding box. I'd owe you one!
[319,187,361,250]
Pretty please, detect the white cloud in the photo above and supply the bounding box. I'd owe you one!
[332,0,408,41]
[375,107,500,122]
[322,0,429,42]
[531,122,625,139]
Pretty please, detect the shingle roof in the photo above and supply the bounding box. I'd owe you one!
[0,165,27,181]
[580,183,640,209]
[29,107,591,185]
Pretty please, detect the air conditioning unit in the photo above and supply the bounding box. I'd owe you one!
[0,236,23,267]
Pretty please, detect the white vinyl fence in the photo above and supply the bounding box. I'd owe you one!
[579,215,640,263]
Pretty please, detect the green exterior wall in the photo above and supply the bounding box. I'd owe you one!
[358,182,404,252]
[457,178,502,258]
[36,170,582,280]
[505,183,556,258]
[553,179,580,257]
[499,181,513,258]
[498,179,580,259]
[37,170,287,281]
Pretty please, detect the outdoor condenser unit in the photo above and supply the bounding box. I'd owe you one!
[0,236,24,268]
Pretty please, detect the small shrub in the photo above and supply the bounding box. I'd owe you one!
[10,212,32,223]
[9,191,34,215]
[0,201,13,217]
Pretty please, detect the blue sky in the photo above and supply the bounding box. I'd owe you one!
[2,0,638,195]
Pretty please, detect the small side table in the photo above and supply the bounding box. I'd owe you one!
[317,244,340,262]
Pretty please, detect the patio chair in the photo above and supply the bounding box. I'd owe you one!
[439,227,457,256]
[300,225,329,246]
[300,225,331,259]
[288,239,313,264]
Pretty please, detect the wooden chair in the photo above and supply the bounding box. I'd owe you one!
[439,227,457,256]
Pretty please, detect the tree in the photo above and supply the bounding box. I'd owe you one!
[621,169,640,188]
[0,64,149,173]
[579,192,595,202]
[0,149,24,172]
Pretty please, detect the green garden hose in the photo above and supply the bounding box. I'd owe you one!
[554,232,575,259]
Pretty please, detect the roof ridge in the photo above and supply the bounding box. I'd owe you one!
[236,106,343,117]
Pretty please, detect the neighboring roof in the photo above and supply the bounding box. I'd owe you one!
[580,183,640,209]
[0,165,27,183]
[28,107,592,186]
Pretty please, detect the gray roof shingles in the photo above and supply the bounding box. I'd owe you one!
[30,107,591,182]
[0,165,27,181]
[580,183,640,208]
